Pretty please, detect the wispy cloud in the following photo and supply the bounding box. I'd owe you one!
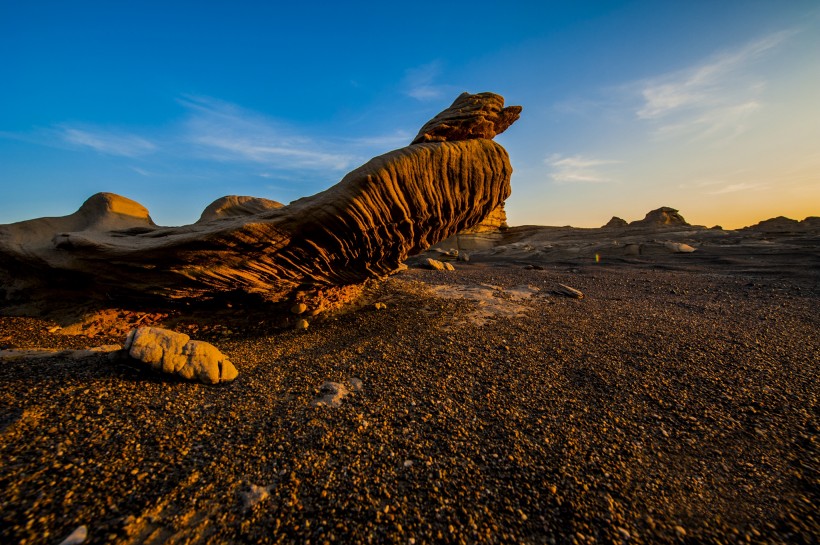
[57,126,157,157]
[545,154,621,184]
[707,181,769,195]
[402,61,456,101]
[634,29,796,142]
[180,95,356,171]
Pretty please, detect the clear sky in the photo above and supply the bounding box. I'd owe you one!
[2,0,818,228]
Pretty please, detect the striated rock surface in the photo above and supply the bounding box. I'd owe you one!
[461,203,508,234]
[0,92,520,308]
[412,92,521,144]
[123,327,238,384]
[197,196,284,223]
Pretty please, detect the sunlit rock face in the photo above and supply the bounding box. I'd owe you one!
[0,92,521,307]
[196,196,284,223]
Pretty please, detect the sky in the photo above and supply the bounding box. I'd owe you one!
[1,0,818,229]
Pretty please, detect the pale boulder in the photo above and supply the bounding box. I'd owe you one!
[123,327,238,384]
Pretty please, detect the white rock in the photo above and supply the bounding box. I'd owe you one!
[123,327,238,384]
[554,284,584,299]
[664,242,696,253]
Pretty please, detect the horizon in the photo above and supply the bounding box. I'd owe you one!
[2,1,818,230]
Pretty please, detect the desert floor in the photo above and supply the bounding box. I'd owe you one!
[1,252,818,544]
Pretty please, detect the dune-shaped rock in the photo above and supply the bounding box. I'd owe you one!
[0,92,520,307]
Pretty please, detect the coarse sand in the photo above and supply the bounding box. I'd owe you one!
[1,262,818,544]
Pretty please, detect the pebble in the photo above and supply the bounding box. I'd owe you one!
[295,319,309,330]
[290,303,307,315]
[58,525,87,545]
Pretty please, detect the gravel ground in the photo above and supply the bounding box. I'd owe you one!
[1,262,818,544]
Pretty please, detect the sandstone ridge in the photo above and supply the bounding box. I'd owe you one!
[0,92,520,309]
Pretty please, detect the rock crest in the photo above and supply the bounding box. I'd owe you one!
[629,207,689,228]
[412,92,522,144]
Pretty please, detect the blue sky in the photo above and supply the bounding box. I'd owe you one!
[2,1,818,228]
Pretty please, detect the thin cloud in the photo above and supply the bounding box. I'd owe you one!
[179,95,356,171]
[402,61,455,101]
[58,126,157,157]
[707,181,769,195]
[634,29,796,142]
[546,154,621,184]
[637,30,792,120]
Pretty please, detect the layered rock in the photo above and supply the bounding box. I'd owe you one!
[629,207,690,228]
[197,196,284,223]
[0,92,520,307]
[412,92,521,144]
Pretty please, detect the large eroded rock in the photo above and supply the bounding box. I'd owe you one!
[0,92,520,307]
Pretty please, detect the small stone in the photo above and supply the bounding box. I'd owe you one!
[443,262,455,271]
[674,525,686,537]
[295,319,309,330]
[348,377,364,392]
[239,484,270,510]
[58,525,87,545]
[617,527,631,539]
[424,258,446,271]
[290,303,307,314]
[374,302,387,310]
[313,381,352,407]
[457,252,470,262]
[404,460,414,468]
[554,284,584,299]
[664,242,696,253]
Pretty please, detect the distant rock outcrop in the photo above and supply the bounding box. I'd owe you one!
[629,207,690,228]
[0,92,520,308]
[744,216,801,233]
[603,216,628,229]
[197,196,284,223]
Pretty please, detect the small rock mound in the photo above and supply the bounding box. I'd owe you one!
[123,327,238,384]
[197,195,284,223]
[744,216,801,233]
[630,207,690,228]
[603,216,628,229]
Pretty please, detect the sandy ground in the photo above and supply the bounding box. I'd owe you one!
[1,249,818,544]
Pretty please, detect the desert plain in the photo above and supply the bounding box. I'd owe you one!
[1,212,818,545]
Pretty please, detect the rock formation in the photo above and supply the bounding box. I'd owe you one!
[122,327,238,384]
[629,206,690,228]
[603,216,628,229]
[197,196,284,223]
[0,92,520,308]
